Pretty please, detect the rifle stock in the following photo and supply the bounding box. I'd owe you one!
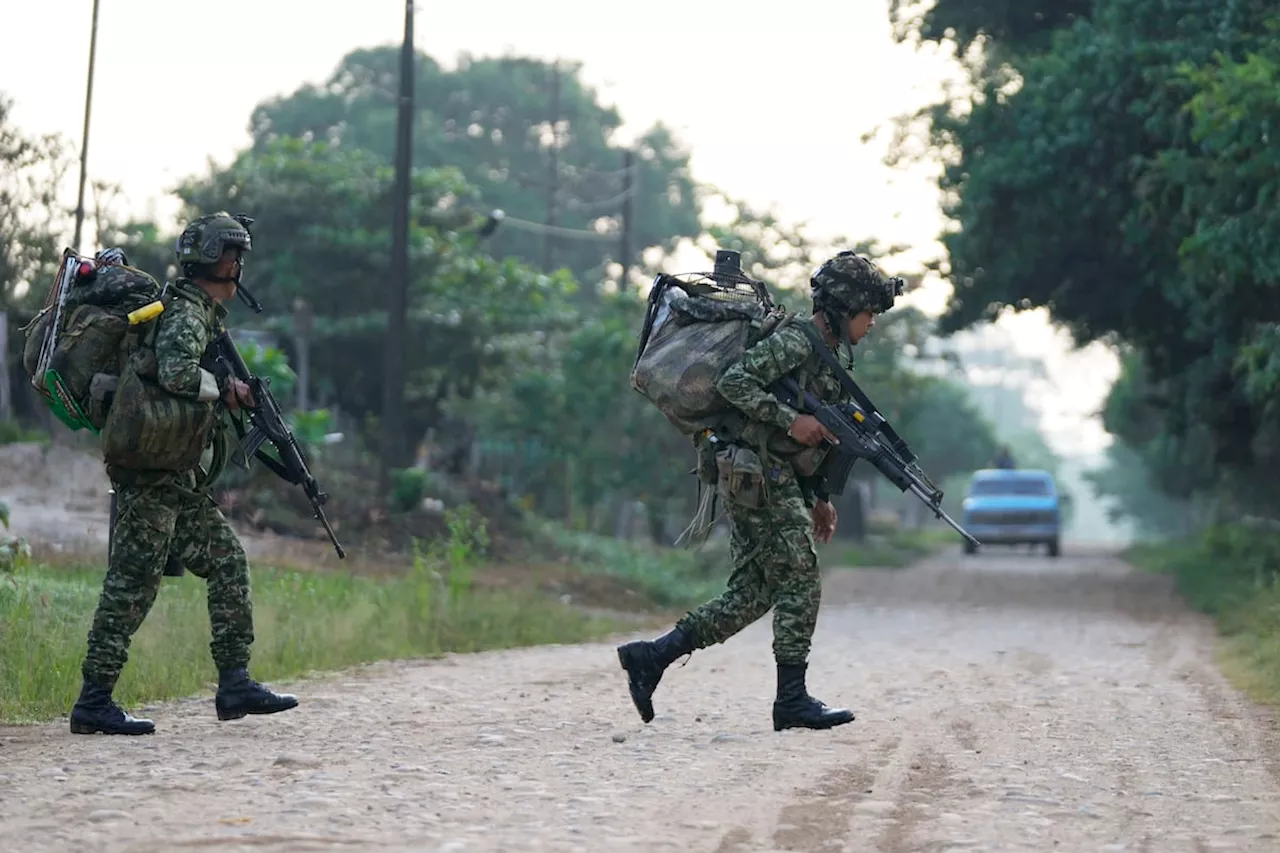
[212,330,346,559]
[775,377,980,548]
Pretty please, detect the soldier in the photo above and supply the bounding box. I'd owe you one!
[992,445,1016,469]
[618,251,902,731]
[70,212,298,735]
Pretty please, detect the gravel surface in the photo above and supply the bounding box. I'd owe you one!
[3,544,1279,852]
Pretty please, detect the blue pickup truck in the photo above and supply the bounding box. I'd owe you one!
[961,468,1063,557]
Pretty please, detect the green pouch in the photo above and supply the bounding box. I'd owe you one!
[101,351,218,471]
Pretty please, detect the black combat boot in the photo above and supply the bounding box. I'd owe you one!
[772,662,855,732]
[214,667,298,721]
[616,626,695,723]
[69,678,155,735]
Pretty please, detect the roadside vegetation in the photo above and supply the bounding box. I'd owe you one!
[1127,524,1280,706]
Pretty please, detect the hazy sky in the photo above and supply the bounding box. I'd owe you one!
[4,0,1121,456]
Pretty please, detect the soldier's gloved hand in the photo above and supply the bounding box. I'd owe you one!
[788,414,839,448]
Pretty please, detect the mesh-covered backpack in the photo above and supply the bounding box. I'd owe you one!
[631,250,793,436]
[21,248,167,433]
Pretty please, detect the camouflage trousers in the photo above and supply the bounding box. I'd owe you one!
[81,470,254,685]
[677,473,821,665]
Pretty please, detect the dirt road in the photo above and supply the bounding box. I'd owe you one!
[4,544,1280,852]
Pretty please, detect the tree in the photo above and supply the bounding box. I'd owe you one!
[1084,438,1205,538]
[247,50,701,292]
[888,0,1280,515]
[889,0,1092,59]
[176,137,578,467]
[463,290,693,535]
[0,93,67,314]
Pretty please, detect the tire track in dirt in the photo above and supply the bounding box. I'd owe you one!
[766,737,899,852]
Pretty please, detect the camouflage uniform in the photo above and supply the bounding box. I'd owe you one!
[675,319,846,664]
[72,212,297,735]
[82,279,253,686]
[618,251,903,732]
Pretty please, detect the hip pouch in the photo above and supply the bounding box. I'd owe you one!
[715,445,766,509]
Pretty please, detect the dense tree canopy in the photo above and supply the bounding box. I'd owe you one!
[891,0,1280,516]
[247,50,701,293]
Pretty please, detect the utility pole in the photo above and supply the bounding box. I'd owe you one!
[292,298,312,412]
[73,0,101,254]
[0,311,10,422]
[619,148,634,289]
[543,61,561,272]
[381,0,414,487]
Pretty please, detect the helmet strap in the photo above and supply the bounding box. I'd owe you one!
[200,251,244,285]
[820,306,856,368]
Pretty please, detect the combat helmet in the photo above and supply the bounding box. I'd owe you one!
[175,211,254,281]
[810,251,904,359]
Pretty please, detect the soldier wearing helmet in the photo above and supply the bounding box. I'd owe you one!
[71,211,298,736]
[617,251,903,733]
[810,251,903,364]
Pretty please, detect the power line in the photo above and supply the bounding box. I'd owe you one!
[498,214,619,242]
[558,182,639,215]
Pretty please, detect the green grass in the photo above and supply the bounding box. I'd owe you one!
[0,546,629,724]
[819,526,955,569]
[529,518,729,608]
[0,419,49,445]
[529,518,954,617]
[1126,523,1280,706]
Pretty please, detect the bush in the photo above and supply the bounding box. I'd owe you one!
[528,517,728,607]
[0,420,48,445]
[391,467,430,512]
[0,500,31,574]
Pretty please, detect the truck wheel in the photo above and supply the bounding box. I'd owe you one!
[963,540,977,556]
[1047,538,1060,558]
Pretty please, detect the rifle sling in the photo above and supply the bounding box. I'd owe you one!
[792,321,915,462]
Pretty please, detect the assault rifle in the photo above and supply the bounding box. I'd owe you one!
[210,330,346,559]
[773,375,980,548]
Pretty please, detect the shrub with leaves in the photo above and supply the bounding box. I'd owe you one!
[0,501,31,574]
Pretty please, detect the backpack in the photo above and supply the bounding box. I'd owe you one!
[21,249,168,434]
[630,268,792,436]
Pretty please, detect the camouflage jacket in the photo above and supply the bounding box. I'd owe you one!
[715,316,850,476]
[155,278,228,404]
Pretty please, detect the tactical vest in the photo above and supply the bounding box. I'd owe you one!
[100,282,227,474]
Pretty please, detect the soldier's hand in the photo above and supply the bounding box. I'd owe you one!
[811,499,837,544]
[788,414,839,447]
[222,378,254,411]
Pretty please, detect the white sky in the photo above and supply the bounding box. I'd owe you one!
[2,0,1121,457]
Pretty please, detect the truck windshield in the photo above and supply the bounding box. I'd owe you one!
[969,478,1051,496]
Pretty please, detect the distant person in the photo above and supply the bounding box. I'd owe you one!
[70,212,297,735]
[993,445,1016,469]
[617,252,903,732]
